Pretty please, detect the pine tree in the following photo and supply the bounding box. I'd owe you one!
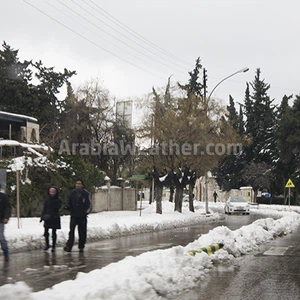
[227,95,239,131]
[276,95,300,195]
[245,69,277,164]
[273,95,292,193]
[244,82,253,135]
[178,57,203,98]
[237,104,244,135]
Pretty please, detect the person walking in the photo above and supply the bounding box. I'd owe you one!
[40,186,62,252]
[64,179,91,253]
[213,191,218,203]
[0,184,11,262]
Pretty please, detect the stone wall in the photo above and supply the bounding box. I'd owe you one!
[91,186,137,212]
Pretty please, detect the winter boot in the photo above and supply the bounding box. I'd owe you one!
[51,234,57,252]
[44,237,50,251]
[44,231,50,251]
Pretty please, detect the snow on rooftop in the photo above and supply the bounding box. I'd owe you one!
[0,110,38,122]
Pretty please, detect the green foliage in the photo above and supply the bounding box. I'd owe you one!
[246,69,277,164]
[226,95,239,131]
[0,41,76,141]
[0,154,104,217]
[53,153,104,193]
[275,95,300,194]
[178,57,203,98]
[216,69,277,191]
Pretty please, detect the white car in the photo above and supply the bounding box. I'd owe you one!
[224,196,250,215]
[183,194,189,202]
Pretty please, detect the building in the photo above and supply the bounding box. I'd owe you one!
[0,110,40,143]
[0,110,50,158]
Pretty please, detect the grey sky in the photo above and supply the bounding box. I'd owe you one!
[2,0,300,109]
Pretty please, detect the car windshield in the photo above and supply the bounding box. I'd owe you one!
[230,197,247,203]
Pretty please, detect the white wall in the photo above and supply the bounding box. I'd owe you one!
[92,186,137,212]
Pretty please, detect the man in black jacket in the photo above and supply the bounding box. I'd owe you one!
[64,179,91,252]
[0,184,11,262]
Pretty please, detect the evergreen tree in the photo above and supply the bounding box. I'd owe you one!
[0,42,76,141]
[244,82,252,135]
[227,95,239,131]
[276,95,300,195]
[178,57,203,99]
[273,95,292,193]
[216,70,277,191]
[248,69,276,164]
[237,104,244,135]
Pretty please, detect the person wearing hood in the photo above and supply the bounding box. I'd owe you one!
[40,186,62,252]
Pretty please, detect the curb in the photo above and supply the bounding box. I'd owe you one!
[188,243,224,256]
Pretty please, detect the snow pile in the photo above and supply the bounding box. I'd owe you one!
[1,207,300,300]
[5,201,221,253]
[187,215,300,257]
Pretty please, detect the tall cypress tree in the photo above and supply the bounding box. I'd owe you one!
[227,95,239,131]
[244,82,253,135]
[237,104,244,135]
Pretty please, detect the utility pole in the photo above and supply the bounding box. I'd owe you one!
[203,68,209,214]
[203,68,207,108]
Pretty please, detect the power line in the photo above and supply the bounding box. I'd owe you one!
[23,0,166,80]
[85,0,193,69]
[68,0,186,74]
[45,0,152,66]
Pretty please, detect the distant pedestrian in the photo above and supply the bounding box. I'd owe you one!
[64,179,91,253]
[0,184,11,262]
[40,186,62,252]
[213,191,218,203]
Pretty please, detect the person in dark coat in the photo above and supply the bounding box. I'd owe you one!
[0,185,11,262]
[213,191,218,203]
[40,186,62,252]
[64,179,91,253]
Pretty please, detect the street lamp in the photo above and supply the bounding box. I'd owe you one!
[204,67,249,214]
[207,67,249,102]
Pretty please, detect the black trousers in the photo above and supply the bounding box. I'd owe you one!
[44,227,57,247]
[66,216,87,250]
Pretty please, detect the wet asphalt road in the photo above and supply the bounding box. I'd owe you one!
[174,228,300,300]
[0,211,263,292]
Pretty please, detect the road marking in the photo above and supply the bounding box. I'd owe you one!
[263,246,289,256]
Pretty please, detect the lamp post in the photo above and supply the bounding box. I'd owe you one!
[204,67,249,214]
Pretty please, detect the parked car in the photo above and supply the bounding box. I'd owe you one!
[224,196,250,215]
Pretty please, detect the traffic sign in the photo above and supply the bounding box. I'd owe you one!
[285,179,295,188]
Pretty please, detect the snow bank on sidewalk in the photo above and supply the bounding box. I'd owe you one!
[1,205,300,300]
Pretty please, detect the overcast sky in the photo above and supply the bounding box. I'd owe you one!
[2,0,300,111]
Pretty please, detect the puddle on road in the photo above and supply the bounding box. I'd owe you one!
[263,246,289,256]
